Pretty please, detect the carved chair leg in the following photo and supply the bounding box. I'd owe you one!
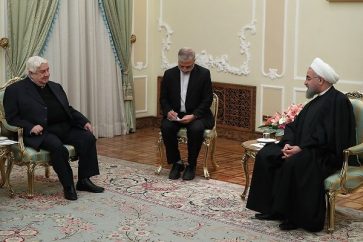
[0,157,6,187]
[203,141,211,179]
[45,165,50,178]
[210,137,219,170]
[27,164,36,198]
[5,157,15,198]
[155,136,164,175]
[326,190,336,233]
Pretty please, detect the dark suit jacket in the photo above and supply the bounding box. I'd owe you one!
[159,64,214,125]
[3,77,89,149]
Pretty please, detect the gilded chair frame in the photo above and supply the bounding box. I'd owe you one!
[325,91,363,232]
[156,93,219,179]
[0,77,77,198]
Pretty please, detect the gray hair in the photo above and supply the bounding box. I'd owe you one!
[26,56,48,74]
[178,47,195,62]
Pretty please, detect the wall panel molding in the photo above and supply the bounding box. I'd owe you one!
[260,85,284,125]
[158,0,257,76]
[261,0,287,80]
[132,0,149,70]
[293,87,306,104]
[293,0,362,86]
[134,75,148,113]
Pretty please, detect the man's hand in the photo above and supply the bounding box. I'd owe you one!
[167,110,179,121]
[30,125,44,135]
[179,114,195,124]
[281,144,302,159]
[84,122,93,133]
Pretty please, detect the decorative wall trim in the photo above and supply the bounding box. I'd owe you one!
[293,0,363,85]
[158,0,257,76]
[293,87,306,104]
[261,0,288,80]
[293,0,302,81]
[134,75,148,113]
[132,0,149,70]
[260,84,284,125]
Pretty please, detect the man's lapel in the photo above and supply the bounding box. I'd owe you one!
[186,67,197,99]
[24,78,45,105]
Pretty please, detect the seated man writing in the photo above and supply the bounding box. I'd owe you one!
[4,56,104,200]
[246,57,356,232]
[160,47,214,180]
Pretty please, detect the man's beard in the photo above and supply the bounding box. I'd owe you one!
[305,87,317,99]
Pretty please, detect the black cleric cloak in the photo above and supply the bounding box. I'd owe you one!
[246,86,356,232]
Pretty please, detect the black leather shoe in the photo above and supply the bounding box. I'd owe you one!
[254,213,283,221]
[76,178,105,193]
[279,220,298,231]
[64,185,78,200]
[169,163,185,180]
[182,165,196,180]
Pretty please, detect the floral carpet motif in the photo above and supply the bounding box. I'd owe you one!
[0,155,362,242]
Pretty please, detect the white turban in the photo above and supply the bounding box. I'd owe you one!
[310,57,339,84]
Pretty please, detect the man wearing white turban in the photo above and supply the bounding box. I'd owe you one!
[246,58,357,232]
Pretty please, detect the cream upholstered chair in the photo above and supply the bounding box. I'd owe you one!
[0,77,77,198]
[324,91,363,233]
[156,93,219,179]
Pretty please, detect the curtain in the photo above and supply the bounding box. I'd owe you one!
[44,0,127,138]
[99,0,136,132]
[7,0,59,77]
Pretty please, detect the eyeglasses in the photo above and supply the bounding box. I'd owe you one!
[305,76,320,81]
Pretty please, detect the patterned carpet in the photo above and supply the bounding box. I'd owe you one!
[0,156,362,242]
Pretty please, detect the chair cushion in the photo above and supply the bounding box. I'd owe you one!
[325,166,363,191]
[10,144,77,163]
[177,128,216,139]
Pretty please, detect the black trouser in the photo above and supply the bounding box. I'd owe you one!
[39,127,99,187]
[161,118,208,166]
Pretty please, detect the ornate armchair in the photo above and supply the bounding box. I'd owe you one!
[156,93,219,179]
[324,91,363,232]
[0,77,77,198]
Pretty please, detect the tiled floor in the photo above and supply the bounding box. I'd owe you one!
[97,127,363,211]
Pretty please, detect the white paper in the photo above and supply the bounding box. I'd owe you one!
[0,140,18,145]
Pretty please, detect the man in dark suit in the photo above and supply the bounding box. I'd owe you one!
[160,47,214,180]
[4,56,104,200]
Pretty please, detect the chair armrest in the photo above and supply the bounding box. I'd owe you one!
[1,119,26,153]
[1,119,21,133]
[340,143,363,193]
[346,143,363,156]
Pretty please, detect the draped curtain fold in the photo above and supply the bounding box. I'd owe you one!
[44,0,127,138]
[7,0,59,77]
[99,0,136,132]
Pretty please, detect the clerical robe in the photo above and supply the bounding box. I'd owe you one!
[246,87,356,232]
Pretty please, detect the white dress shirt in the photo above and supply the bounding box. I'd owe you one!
[180,71,190,113]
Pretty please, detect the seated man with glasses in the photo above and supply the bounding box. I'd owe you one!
[159,47,214,181]
[246,57,356,232]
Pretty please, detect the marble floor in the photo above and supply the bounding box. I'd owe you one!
[97,127,363,211]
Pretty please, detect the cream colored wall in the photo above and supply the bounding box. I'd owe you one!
[0,0,6,83]
[1,0,362,129]
[132,0,363,130]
